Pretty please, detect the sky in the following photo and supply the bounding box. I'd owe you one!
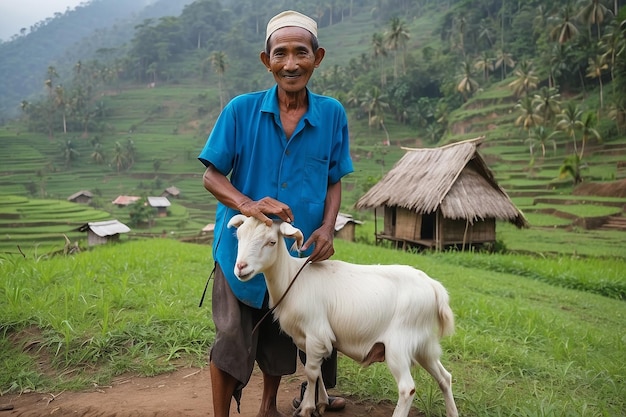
[0,0,85,41]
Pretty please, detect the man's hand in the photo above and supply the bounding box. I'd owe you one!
[301,224,335,263]
[238,197,294,226]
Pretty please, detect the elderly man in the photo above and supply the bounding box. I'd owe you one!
[198,10,353,417]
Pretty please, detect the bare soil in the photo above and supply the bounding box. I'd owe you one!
[0,365,402,417]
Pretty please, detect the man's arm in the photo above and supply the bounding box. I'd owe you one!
[202,164,294,226]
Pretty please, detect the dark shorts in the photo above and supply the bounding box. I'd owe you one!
[210,263,297,391]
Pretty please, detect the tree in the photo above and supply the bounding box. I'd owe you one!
[474,51,494,82]
[456,61,479,101]
[371,32,387,87]
[209,51,228,110]
[549,1,580,44]
[91,143,106,165]
[555,102,584,155]
[61,140,80,168]
[515,96,544,135]
[508,60,539,98]
[528,125,557,158]
[362,86,390,144]
[54,85,68,134]
[532,87,561,125]
[559,153,583,185]
[111,141,128,173]
[384,17,410,78]
[586,55,608,109]
[579,111,601,158]
[494,49,515,80]
[577,0,612,40]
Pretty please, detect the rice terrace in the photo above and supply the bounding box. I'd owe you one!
[1,0,626,416]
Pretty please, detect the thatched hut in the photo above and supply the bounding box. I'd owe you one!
[67,190,93,204]
[334,213,362,242]
[355,137,528,250]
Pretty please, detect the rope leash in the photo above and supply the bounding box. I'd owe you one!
[251,258,311,335]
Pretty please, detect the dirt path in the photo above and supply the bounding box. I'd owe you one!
[0,366,401,417]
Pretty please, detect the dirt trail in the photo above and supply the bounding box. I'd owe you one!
[0,366,401,417]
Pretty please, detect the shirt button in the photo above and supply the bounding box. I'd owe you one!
[285,150,290,156]
[281,182,287,189]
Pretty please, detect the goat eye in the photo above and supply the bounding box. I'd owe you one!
[268,240,277,246]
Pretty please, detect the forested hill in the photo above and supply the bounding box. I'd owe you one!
[0,0,194,120]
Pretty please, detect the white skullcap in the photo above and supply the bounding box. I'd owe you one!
[265,10,318,43]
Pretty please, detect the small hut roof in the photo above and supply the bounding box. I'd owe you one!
[164,186,180,196]
[334,213,363,231]
[67,190,93,201]
[148,196,171,207]
[112,195,140,205]
[355,137,528,228]
[78,220,130,237]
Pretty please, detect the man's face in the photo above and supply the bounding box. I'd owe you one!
[262,26,324,94]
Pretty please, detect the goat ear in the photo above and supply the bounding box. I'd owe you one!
[227,214,248,229]
[279,222,304,249]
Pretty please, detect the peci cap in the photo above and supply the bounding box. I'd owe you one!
[265,10,317,43]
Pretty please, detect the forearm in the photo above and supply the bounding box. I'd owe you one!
[202,165,252,212]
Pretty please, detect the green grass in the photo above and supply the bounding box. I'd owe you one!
[2,239,624,416]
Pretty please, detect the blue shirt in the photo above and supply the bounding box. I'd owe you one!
[198,85,353,308]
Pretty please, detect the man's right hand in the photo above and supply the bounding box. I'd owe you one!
[238,197,294,226]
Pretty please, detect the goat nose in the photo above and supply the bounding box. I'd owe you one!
[236,261,247,273]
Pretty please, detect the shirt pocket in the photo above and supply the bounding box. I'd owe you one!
[301,156,329,203]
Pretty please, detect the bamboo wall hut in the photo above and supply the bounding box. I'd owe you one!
[334,213,362,242]
[355,138,528,250]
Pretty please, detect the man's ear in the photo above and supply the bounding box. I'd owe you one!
[260,51,270,70]
[314,47,326,68]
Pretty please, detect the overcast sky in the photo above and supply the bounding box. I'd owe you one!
[0,0,84,41]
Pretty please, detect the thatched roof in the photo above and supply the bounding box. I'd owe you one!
[355,137,528,228]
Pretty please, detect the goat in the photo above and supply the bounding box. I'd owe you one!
[228,214,458,417]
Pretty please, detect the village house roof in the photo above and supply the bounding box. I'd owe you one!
[163,186,181,197]
[112,195,141,206]
[334,213,363,231]
[77,220,130,237]
[355,137,528,228]
[67,190,93,201]
[147,196,171,208]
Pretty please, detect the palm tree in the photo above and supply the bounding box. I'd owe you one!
[529,126,557,158]
[508,60,539,98]
[371,32,387,87]
[555,102,584,155]
[473,52,494,82]
[600,19,626,89]
[209,51,228,109]
[61,140,80,168]
[111,141,127,173]
[532,87,561,125]
[559,153,583,185]
[54,85,68,134]
[549,1,579,44]
[579,111,602,158]
[577,0,612,40]
[384,17,410,78]
[362,86,390,143]
[586,55,608,109]
[494,49,515,80]
[90,143,106,165]
[456,61,479,101]
[515,96,544,135]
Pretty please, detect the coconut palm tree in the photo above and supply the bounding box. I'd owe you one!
[494,49,515,80]
[555,101,584,155]
[579,111,602,158]
[529,125,557,158]
[515,96,544,135]
[371,32,387,87]
[532,87,561,125]
[61,140,80,168]
[362,86,390,143]
[586,55,608,109]
[600,19,626,89]
[384,17,410,78]
[549,1,579,44]
[209,51,228,109]
[508,60,539,98]
[90,143,106,165]
[456,61,479,101]
[474,51,494,82]
[577,0,612,40]
[559,153,583,185]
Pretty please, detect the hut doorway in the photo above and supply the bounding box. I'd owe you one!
[421,212,436,240]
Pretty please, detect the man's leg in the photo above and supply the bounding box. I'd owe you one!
[257,372,287,417]
[294,350,346,411]
[210,361,238,417]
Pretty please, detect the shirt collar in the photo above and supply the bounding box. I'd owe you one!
[260,85,319,127]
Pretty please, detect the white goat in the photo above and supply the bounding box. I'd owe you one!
[228,214,458,417]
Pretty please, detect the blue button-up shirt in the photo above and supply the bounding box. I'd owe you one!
[198,85,353,308]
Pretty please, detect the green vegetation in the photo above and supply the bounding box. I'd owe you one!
[2,239,625,416]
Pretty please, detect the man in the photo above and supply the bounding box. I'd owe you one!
[198,10,353,417]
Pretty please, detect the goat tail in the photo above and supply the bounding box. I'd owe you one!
[433,282,455,338]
